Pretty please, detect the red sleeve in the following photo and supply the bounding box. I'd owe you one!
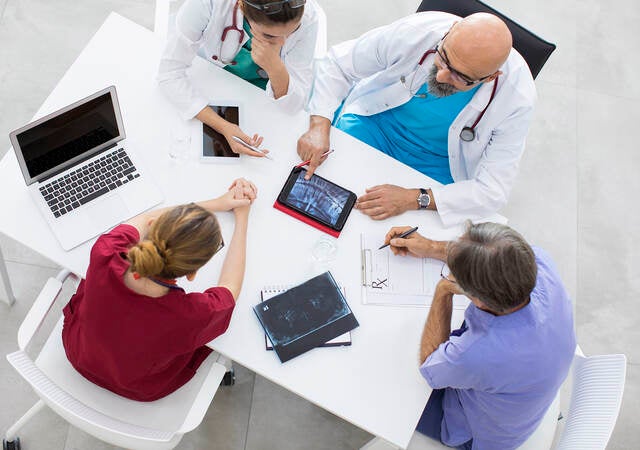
[188,287,236,348]
[90,224,140,262]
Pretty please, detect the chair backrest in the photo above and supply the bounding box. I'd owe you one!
[416,0,556,79]
[154,0,172,40]
[556,352,627,449]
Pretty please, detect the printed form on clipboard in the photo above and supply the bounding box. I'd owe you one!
[360,233,468,309]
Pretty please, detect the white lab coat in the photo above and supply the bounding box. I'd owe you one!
[158,0,321,120]
[309,12,537,227]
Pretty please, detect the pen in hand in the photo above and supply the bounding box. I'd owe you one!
[231,135,273,160]
[378,226,419,250]
[295,149,335,169]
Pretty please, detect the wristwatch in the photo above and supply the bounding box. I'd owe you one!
[417,188,431,209]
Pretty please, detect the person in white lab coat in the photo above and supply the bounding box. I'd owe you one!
[297,12,536,226]
[159,0,321,157]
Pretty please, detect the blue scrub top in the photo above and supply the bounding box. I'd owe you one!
[335,83,480,185]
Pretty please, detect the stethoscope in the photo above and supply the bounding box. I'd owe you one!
[211,2,244,65]
[401,49,499,142]
[210,2,269,79]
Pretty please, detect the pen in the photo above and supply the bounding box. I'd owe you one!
[378,226,419,250]
[295,149,335,168]
[231,135,273,160]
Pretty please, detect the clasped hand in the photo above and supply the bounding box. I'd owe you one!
[216,178,258,213]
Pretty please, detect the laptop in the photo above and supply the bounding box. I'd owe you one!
[9,86,164,250]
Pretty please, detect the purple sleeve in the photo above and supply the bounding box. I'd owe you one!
[420,338,486,390]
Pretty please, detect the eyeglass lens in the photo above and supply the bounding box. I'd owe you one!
[435,46,477,86]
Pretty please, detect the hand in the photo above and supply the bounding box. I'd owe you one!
[221,123,269,158]
[435,276,465,296]
[297,116,331,179]
[214,178,257,212]
[250,33,285,74]
[356,185,417,220]
[384,227,435,258]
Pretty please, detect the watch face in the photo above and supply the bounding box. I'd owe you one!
[418,193,430,208]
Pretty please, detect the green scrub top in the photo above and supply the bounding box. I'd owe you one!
[223,19,269,90]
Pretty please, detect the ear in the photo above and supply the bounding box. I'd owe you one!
[186,272,197,282]
[147,218,155,227]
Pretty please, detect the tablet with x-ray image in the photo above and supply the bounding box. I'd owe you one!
[277,167,356,232]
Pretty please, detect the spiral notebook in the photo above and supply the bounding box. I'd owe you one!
[254,271,359,363]
[261,285,352,350]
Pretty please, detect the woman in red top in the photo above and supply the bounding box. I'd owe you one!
[62,178,256,401]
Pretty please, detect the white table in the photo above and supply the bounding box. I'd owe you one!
[0,13,498,449]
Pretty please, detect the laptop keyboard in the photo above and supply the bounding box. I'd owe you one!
[38,148,140,218]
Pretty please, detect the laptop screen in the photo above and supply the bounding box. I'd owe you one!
[12,89,122,183]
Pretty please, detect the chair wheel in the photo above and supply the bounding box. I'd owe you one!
[221,369,235,386]
[3,437,21,450]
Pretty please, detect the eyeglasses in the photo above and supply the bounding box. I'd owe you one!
[216,237,225,254]
[243,0,306,15]
[435,35,494,86]
[440,263,457,284]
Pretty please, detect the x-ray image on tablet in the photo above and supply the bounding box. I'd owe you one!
[277,167,356,231]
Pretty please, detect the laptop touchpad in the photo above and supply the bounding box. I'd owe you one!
[86,195,130,228]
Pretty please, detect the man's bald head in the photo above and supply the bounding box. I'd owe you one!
[445,13,512,78]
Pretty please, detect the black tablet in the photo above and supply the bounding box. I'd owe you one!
[277,167,356,232]
[201,105,240,162]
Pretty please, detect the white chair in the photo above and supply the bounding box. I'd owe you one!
[556,347,626,449]
[153,0,173,40]
[2,270,232,450]
[0,245,16,306]
[362,347,627,450]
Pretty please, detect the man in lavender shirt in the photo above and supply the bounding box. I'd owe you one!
[383,222,576,450]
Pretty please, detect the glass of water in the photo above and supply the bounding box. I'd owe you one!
[310,236,338,274]
[168,126,192,162]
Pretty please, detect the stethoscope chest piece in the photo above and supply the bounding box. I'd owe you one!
[460,127,475,142]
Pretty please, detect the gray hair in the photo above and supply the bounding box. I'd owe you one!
[447,222,537,313]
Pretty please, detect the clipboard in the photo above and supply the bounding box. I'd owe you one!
[360,233,469,309]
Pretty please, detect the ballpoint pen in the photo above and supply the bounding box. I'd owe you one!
[378,226,419,250]
[295,149,335,168]
[231,135,274,160]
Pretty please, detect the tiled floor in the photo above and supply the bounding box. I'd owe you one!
[1,0,638,449]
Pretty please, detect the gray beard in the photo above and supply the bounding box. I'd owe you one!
[426,65,458,97]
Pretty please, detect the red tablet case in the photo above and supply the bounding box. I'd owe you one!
[273,200,341,238]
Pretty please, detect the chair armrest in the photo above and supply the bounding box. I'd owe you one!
[17,270,74,350]
[178,354,227,433]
